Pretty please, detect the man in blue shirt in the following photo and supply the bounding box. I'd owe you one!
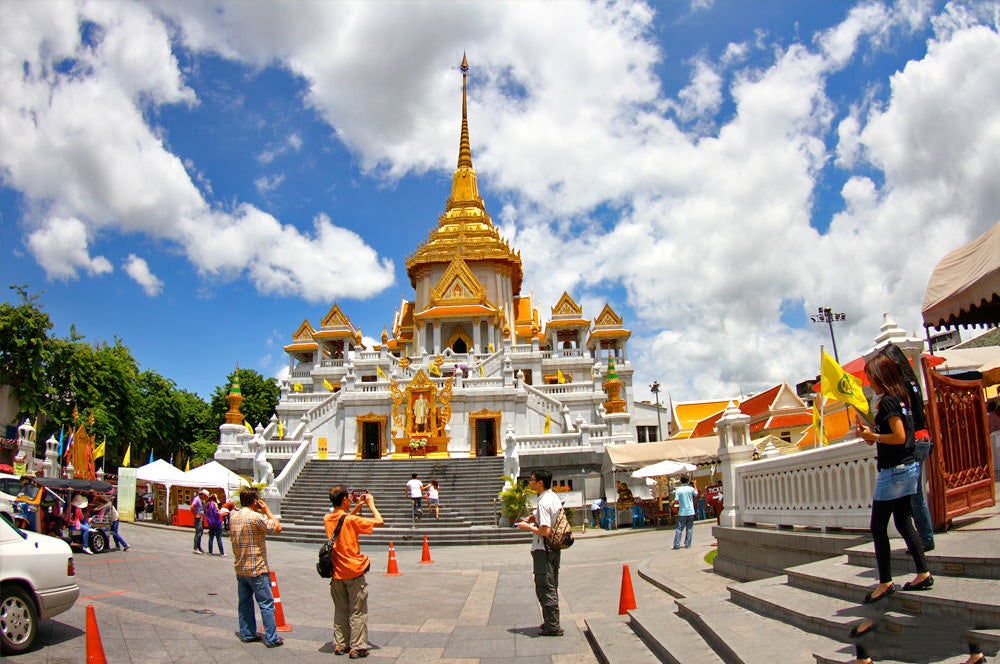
[672,476,698,549]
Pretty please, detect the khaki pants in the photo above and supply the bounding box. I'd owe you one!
[330,574,368,651]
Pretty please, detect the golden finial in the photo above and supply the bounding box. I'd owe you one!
[458,53,472,169]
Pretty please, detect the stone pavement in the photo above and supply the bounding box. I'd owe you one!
[17,517,723,663]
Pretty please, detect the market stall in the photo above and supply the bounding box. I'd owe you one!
[135,459,186,522]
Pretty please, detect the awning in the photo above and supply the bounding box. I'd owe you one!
[606,436,719,469]
[631,460,697,479]
[922,220,1000,329]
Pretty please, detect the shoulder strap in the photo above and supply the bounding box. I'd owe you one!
[332,514,347,542]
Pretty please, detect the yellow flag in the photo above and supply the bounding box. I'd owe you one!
[377,366,386,379]
[429,363,441,377]
[543,413,551,434]
[92,440,106,460]
[487,343,495,353]
[820,351,869,415]
[812,401,828,446]
[478,364,484,377]
[557,369,566,384]
[185,458,191,472]
[122,443,131,467]
[277,420,284,439]
[245,420,254,434]
[323,377,335,391]
[292,383,303,392]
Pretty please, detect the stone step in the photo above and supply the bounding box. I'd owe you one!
[676,592,847,664]
[844,532,1000,580]
[583,616,662,664]
[628,607,725,663]
[785,557,1000,626]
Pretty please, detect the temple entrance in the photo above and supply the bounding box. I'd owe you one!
[469,409,500,457]
[453,337,468,354]
[361,422,381,459]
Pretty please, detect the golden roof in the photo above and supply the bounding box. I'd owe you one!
[405,55,523,294]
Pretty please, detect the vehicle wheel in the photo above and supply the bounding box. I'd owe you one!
[0,585,38,654]
[89,530,108,554]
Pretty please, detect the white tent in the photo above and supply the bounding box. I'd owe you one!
[631,460,697,479]
[180,461,248,499]
[135,459,187,517]
[922,219,1000,329]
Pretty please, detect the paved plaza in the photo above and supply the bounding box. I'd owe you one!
[15,518,724,663]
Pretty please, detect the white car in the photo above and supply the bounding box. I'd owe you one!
[0,516,79,654]
[0,472,20,523]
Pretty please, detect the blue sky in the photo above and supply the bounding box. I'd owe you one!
[2,0,998,403]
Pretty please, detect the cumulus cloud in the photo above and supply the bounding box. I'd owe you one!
[123,254,165,296]
[26,217,113,280]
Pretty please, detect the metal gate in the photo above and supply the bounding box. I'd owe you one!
[922,356,996,531]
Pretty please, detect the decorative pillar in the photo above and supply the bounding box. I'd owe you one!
[433,322,442,355]
[17,418,36,473]
[43,435,60,478]
[716,404,754,527]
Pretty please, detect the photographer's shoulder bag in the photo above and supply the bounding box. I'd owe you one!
[316,514,347,578]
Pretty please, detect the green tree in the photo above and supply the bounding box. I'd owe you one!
[208,368,280,435]
[0,286,54,419]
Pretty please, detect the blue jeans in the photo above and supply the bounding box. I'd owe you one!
[193,516,204,551]
[237,573,279,645]
[673,515,694,548]
[411,497,422,518]
[110,520,128,550]
[910,458,935,548]
[208,525,225,555]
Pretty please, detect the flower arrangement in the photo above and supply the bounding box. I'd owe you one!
[408,440,427,451]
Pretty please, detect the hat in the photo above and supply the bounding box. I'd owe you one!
[71,494,89,509]
[199,488,209,496]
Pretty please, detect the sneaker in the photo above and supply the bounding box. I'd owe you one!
[348,649,368,659]
[671,546,680,550]
[538,626,564,636]
[83,547,93,555]
[236,632,262,643]
[123,545,129,551]
[265,638,284,648]
[193,549,204,555]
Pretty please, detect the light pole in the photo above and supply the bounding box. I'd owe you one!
[810,307,846,362]
[650,381,663,442]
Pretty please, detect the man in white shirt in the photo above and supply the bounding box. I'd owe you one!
[516,469,564,636]
[405,473,425,519]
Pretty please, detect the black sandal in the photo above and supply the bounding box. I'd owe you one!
[863,583,896,604]
[850,621,876,638]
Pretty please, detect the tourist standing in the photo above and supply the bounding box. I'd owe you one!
[324,486,384,658]
[191,488,207,554]
[205,494,225,556]
[672,476,698,549]
[855,354,932,604]
[405,473,424,519]
[516,469,564,636]
[426,479,440,520]
[229,487,283,648]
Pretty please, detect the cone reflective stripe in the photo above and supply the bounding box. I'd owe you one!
[86,605,107,663]
[618,564,637,615]
[419,535,433,564]
[384,542,402,576]
[269,570,292,631]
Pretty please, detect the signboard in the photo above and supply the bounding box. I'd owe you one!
[317,436,328,460]
[117,468,138,522]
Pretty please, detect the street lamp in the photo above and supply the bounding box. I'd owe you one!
[649,381,663,442]
[810,306,847,361]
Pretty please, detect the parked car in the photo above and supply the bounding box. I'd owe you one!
[0,472,20,524]
[0,515,79,653]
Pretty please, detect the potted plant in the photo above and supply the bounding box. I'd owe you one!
[498,473,535,526]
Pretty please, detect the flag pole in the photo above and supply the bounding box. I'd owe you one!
[818,345,825,449]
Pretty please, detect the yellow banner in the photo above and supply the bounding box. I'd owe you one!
[317,437,328,460]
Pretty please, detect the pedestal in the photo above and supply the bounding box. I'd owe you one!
[717,444,755,527]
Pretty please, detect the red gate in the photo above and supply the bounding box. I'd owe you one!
[922,356,996,531]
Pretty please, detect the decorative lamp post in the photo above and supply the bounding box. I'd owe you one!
[810,307,847,362]
[650,381,663,442]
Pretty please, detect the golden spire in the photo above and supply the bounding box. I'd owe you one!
[458,53,472,169]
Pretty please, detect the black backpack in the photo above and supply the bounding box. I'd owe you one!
[316,515,347,578]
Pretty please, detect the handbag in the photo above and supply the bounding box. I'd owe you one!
[316,515,347,578]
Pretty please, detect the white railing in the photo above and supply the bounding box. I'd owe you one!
[356,381,389,393]
[291,367,312,377]
[274,438,312,497]
[509,344,533,354]
[589,433,633,447]
[320,359,345,368]
[513,433,584,452]
[541,349,587,359]
[263,440,302,456]
[736,439,876,530]
[284,393,330,407]
[523,383,563,417]
[356,351,380,360]
[535,383,595,396]
[460,377,504,389]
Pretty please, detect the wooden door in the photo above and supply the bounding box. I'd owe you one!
[922,356,996,530]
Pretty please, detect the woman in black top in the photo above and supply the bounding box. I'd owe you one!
[855,353,932,604]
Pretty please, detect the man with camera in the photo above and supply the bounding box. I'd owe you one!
[324,487,384,659]
[230,487,283,648]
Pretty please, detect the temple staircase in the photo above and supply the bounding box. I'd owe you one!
[585,511,1000,663]
[271,456,532,546]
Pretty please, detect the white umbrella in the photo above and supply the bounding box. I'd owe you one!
[631,459,696,479]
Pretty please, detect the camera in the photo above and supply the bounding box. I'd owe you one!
[351,489,368,501]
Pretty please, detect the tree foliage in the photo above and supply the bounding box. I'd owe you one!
[0,286,54,417]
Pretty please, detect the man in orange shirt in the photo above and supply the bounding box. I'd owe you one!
[324,487,384,659]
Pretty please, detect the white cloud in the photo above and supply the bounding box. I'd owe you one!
[254,174,285,194]
[123,254,164,296]
[26,217,113,280]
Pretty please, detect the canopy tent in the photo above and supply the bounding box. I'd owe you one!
[179,461,248,499]
[631,459,697,479]
[135,459,187,518]
[922,220,1000,329]
[606,436,720,470]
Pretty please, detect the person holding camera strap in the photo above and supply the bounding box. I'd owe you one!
[324,487,384,659]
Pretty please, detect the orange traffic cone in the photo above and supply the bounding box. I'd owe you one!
[618,564,637,615]
[86,604,107,663]
[384,542,402,576]
[269,570,293,632]
[419,535,434,564]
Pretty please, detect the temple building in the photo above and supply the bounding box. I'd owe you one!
[216,57,639,489]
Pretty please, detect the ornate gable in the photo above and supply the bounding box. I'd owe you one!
[321,303,352,329]
[292,319,315,340]
[431,257,486,306]
[551,292,582,318]
[594,304,623,328]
